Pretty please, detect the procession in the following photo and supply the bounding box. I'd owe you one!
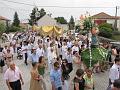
[0,0,120,90]
[0,24,120,90]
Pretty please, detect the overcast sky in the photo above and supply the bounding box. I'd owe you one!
[0,0,120,22]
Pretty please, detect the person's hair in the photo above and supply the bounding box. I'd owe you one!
[112,46,117,49]
[67,47,71,51]
[62,59,68,64]
[73,51,77,55]
[115,58,120,63]
[81,44,85,48]
[56,57,60,61]
[61,59,68,70]
[76,69,84,77]
[39,56,43,63]
[113,79,120,89]
[32,62,37,67]
[54,62,59,67]
[85,69,92,74]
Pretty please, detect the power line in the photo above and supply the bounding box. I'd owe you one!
[0,1,31,12]
[2,0,34,6]
[1,0,118,9]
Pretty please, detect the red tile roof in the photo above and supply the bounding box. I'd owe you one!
[0,16,10,21]
[92,12,120,19]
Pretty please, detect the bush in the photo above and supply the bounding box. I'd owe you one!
[0,22,6,35]
[9,26,24,32]
[98,27,112,38]
[99,23,113,30]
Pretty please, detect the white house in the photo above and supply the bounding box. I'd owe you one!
[92,12,120,31]
[36,15,69,31]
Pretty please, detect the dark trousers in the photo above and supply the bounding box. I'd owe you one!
[24,53,28,63]
[56,87,62,90]
[9,80,21,90]
[107,79,112,90]
[68,63,73,73]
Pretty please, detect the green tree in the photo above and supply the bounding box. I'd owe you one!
[55,17,67,24]
[69,16,75,30]
[38,8,46,19]
[98,23,113,38]
[29,7,38,26]
[29,7,46,25]
[83,17,93,31]
[9,26,23,32]
[12,12,20,27]
[0,22,6,35]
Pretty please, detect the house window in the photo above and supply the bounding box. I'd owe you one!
[94,20,107,25]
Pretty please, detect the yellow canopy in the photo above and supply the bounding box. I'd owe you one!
[32,25,40,31]
[33,25,63,37]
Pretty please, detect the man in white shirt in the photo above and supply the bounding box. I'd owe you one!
[67,39,72,48]
[65,48,73,73]
[36,44,44,58]
[109,58,120,86]
[72,42,79,54]
[31,48,39,63]
[22,41,28,65]
[61,42,68,59]
[4,62,24,90]
[47,47,57,71]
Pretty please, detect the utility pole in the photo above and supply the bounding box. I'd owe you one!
[114,6,118,31]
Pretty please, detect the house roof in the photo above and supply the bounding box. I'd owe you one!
[92,12,120,19]
[0,16,10,21]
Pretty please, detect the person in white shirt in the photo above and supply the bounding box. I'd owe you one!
[11,39,16,53]
[61,42,68,59]
[67,39,72,48]
[30,48,39,63]
[4,62,24,90]
[109,58,120,87]
[72,41,79,54]
[8,44,14,55]
[22,41,28,65]
[3,45,8,54]
[36,44,44,58]
[65,48,73,73]
[47,47,57,71]
[27,41,34,60]
[47,43,53,56]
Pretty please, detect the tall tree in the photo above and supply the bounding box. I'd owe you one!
[29,7,46,26]
[69,16,75,30]
[55,17,67,24]
[12,12,20,27]
[29,7,38,26]
[38,8,46,19]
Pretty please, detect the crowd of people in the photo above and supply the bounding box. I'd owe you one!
[0,31,120,90]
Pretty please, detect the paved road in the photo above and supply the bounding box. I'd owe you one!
[0,55,109,90]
